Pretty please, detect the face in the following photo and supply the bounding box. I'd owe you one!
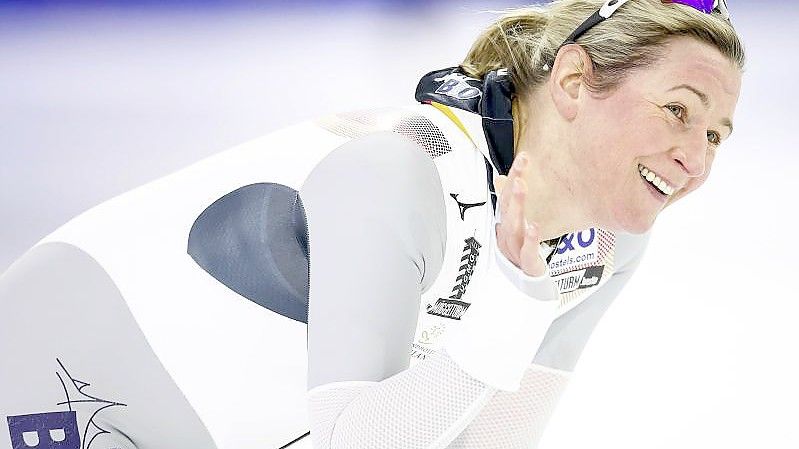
[573,36,742,234]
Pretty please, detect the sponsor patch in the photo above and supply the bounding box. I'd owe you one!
[426,298,470,320]
[426,236,481,321]
[548,229,599,275]
[5,359,127,449]
[433,73,482,100]
[552,265,605,294]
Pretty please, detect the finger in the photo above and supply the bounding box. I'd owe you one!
[498,154,527,220]
[501,177,527,264]
[494,174,508,197]
[507,153,529,223]
[496,153,529,265]
[494,175,509,223]
[497,175,514,226]
[519,222,546,277]
[510,152,528,178]
[495,222,509,258]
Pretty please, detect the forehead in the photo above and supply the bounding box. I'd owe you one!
[630,37,742,106]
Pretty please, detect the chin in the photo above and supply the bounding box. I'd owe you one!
[607,208,657,235]
[621,220,655,235]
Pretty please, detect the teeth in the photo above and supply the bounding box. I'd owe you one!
[638,164,674,196]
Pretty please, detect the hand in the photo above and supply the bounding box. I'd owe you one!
[493,152,547,277]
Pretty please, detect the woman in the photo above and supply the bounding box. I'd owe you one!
[0,0,742,448]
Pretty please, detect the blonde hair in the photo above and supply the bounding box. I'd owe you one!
[461,0,745,94]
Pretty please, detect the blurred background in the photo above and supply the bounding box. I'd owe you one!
[1,0,797,448]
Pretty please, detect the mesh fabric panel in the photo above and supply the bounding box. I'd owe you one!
[448,365,570,448]
[307,348,570,448]
[307,382,376,449]
[316,108,452,160]
[307,349,496,449]
[391,115,451,159]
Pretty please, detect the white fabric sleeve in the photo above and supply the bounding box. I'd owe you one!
[442,195,562,392]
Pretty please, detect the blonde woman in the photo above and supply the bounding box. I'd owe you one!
[0,1,742,448]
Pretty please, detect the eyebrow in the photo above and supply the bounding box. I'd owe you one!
[668,84,734,136]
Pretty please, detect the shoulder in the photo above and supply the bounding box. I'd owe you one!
[300,130,448,290]
[613,230,652,273]
[301,130,445,210]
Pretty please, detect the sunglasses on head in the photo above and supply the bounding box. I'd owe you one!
[562,0,731,46]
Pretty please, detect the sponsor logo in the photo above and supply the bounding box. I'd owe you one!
[433,73,482,100]
[556,229,595,254]
[426,298,470,320]
[553,265,605,294]
[7,412,80,449]
[449,193,486,220]
[6,359,127,449]
[427,236,481,320]
[549,228,600,274]
[418,325,445,345]
[410,343,434,360]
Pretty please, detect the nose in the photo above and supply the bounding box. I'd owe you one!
[670,128,708,177]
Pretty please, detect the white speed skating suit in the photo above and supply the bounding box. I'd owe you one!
[0,71,649,449]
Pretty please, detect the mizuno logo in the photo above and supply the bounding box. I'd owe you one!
[450,193,485,220]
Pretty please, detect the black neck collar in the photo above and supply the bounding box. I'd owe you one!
[415,66,516,176]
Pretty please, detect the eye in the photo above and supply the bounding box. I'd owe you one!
[707,130,721,146]
[665,104,686,120]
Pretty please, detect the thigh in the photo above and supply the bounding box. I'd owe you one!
[0,242,216,449]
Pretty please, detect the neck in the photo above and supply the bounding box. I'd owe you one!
[511,94,594,240]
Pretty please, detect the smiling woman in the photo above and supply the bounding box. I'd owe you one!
[0,1,744,449]
[461,0,744,239]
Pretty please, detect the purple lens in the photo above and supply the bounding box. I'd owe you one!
[663,0,715,14]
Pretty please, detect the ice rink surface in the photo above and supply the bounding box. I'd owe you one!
[1,1,797,448]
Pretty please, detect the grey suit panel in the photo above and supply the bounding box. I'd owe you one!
[188,182,310,323]
[0,242,216,449]
[533,231,651,371]
[302,132,447,391]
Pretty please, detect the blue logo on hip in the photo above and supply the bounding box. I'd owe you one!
[7,411,80,449]
[5,359,126,449]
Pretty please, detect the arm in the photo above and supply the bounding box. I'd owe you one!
[448,229,651,448]
[302,132,556,449]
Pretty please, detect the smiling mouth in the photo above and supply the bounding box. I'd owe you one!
[638,164,675,197]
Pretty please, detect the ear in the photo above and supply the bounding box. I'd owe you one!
[548,44,594,121]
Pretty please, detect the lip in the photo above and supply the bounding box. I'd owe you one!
[638,163,684,195]
[641,174,668,203]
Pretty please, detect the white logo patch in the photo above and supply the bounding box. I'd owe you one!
[434,73,482,100]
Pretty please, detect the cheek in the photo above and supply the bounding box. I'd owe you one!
[602,110,672,162]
